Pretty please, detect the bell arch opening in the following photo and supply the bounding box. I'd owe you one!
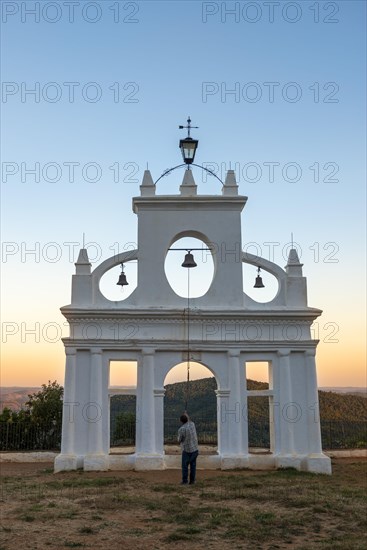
[99,261,137,302]
[164,236,215,298]
[163,361,218,454]
[242,263,279,303]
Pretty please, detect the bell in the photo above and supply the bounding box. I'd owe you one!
[182,251,197,268]
[254,267,265,288]
[116,264,129,286]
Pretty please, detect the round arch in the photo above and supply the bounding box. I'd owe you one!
[162,360,218,450]
[155,355,223,390]
[242,252,287,306]
[91,250,138,304]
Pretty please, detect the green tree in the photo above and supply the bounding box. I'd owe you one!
[25,380,63,424]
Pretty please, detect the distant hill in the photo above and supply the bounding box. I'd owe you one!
[321,387,367,398]
[0,387,40,411]
[110,378,367,423]
[2,381,367,422]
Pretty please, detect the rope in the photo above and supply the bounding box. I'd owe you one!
[184,268,191,411]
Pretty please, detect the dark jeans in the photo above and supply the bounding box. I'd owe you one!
[182,450,199,484]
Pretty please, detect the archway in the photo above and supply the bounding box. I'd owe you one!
[163,361,218,455]
[245,360,274,453]
[108,360,137,455]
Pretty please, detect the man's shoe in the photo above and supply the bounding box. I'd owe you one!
[180,481,188,485]
[189,481,195,485]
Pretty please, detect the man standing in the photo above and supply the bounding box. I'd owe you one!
[178,413,199,485]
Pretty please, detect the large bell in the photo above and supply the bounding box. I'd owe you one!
[254,267,265,288]
[182,251,197,268]
[116,264,129,286]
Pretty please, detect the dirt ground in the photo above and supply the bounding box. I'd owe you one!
[1,459,366,550]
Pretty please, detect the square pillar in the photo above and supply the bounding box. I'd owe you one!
[84,348,109,471]
[227,350,246,455]
[216,389,230,456]
[274,349,304,470]
[136,349,156,454]
[135,349,164,469]
[54,348,78,472]
[302,350,332,474]
[154,388,166,455]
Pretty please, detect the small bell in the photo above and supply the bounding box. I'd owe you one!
[116,264,129,286]
[182,251,197,268]
[254,267,265,288]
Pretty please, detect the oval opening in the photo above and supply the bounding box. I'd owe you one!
[164,237,214,298]
[99,261,137,301]
[242,263,279,303]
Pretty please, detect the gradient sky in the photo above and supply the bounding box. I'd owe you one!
[1,1,366,388]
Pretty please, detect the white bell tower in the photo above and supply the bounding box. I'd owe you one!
[55,120,331,475]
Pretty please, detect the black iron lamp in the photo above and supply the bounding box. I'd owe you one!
[116,264,129,286]
[154,118,225,186]
[179,116,199,165]
[254,267,265,288]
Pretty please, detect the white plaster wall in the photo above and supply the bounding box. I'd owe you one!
[133,197,246,308]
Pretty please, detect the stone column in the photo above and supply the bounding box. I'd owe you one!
[227,350,243,455]
[136,349,156,454]
[54,348,77,472]
[154,389,166,455]
[61,348,76,455]
[277,350,294,455]
[305,350,323,454]
[301,350,331,473]
[84,348,108,471]
[215,389,230,456]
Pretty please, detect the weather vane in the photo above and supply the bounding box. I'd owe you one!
[179,116,198,138]
[154,116,223,185]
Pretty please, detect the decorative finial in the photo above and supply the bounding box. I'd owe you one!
[179,116,199,138]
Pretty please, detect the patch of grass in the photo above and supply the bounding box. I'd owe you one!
[253,511,276,523]
[27,503,45,512]
[124,528,146,537]
[165,531,191,542]
[20,514,35,522]
[59,509,79,520]
[79,526,95,535]
[152,483,176,493]
[46,477,124,490]
[2,460,366,549]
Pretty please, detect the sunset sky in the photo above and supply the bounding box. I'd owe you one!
[1,1,366,388]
